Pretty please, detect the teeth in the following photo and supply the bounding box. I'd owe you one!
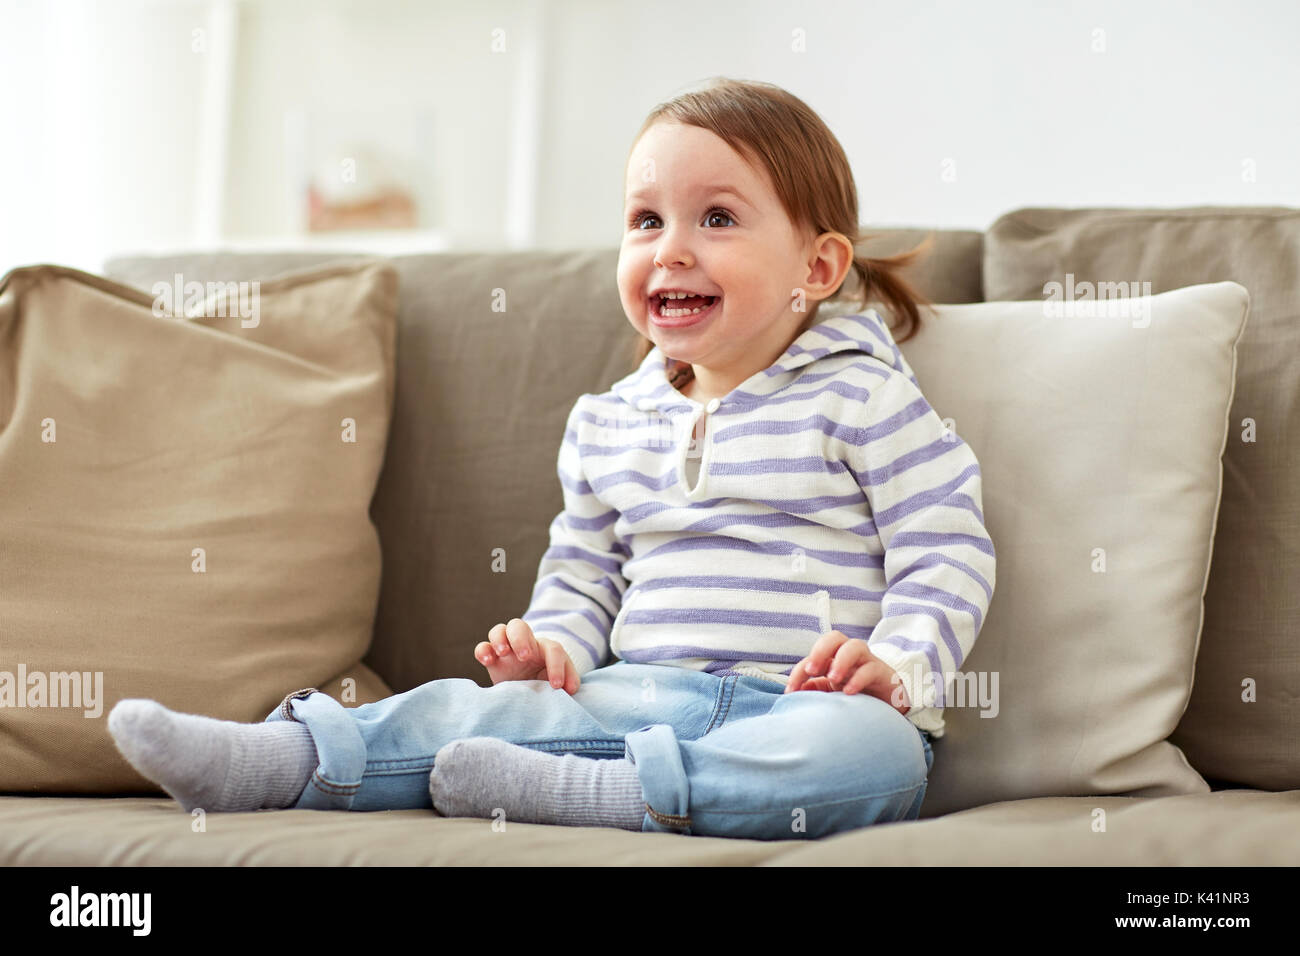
[655,291,717,318]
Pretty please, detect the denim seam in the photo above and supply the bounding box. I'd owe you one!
[691,780,928,816]
[309,773,361,795]
[278,687,318,722]
[351,741,629,776]
[527,741,628,756]
[702,675,737,735]
[645,803,691,828]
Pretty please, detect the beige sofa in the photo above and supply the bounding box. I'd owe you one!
[1,206,1297,865]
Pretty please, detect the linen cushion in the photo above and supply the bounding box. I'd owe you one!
[983,206,1300,791]
[0,262,396,793]
[894,281,1248,816]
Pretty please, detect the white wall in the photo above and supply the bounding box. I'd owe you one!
[0,0,212,271]
[2,0,1296,273]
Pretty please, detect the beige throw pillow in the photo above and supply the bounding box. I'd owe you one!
[0,262,397,793]
[983,206,1300,791]
[890,281,1249,816]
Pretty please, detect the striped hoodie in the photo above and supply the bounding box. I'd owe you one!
[522,308,996,737]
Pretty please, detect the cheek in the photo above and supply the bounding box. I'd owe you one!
[615,257,644,306]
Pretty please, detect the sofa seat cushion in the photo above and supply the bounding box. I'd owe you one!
[0,791,1294,865]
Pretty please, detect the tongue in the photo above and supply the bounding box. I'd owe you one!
[665,295,712,311]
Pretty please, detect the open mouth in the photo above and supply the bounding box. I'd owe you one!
[650,294,720,327]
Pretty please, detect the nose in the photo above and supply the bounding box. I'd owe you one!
[653,223,695,270]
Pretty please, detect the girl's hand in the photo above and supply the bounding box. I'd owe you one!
[475,619,581,695]
[784,630,912,715]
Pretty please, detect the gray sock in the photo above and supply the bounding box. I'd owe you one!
[429,736,646,831]
[107,698,318,813]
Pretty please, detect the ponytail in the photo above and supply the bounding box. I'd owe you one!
[840,231,936,345]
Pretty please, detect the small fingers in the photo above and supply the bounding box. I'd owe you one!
[802,630,848,679]
[542,640,568,690]
[825,638,868,685]
[540,641,579,694]
[840,661,888,696]
[504,618,536,663]
[784,658,808,693]
[487,622,512,659]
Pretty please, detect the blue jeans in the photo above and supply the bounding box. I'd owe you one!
[264,660,934,841]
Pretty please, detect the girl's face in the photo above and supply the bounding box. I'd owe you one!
[617,120,831,380]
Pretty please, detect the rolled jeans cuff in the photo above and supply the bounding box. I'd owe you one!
[264,688,367,810]
[624,723,693,835]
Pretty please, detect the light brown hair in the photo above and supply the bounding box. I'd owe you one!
[625,77,935,371]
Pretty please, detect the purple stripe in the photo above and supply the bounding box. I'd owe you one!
[558,507,619,533]
[889,581,985,632]
[744,373,876,408]
[626,607,823,632]
[616,496,868,528]
[522,574,618,621]
[711,413,875,444]
[888,552,993,602]
[707,455,852,477]
[557,469,594,496]
[841,314,918,387]
[842,312,896,356]
[891,530,995,559]
[631,535,886,571]
[537,544,623,576]
[679,491,866,518]
[722,361,892,406]
[808,320,867,344]
[780,339,881,369]
[829,395,931,447]
[877,601,964,670]
[674,509,880,544]
[522,619,601,666]
[529,573,623,608]
[829,623,872,641]
[635,575,881,604]
[618,498,875,535]
[587,468,681,493]
[871,632,947,707]
[707,660,796,676]
[600,380,688,407]
[619,645,804,665]
[874,464,984,529]
[575,406,684,430]
[576,410,683,433]
[572,434,680,457]
[524,603,610,639]
[945,491,986,525]
[852,435,969,488]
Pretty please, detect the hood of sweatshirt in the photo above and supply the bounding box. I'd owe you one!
[609,306,919,417]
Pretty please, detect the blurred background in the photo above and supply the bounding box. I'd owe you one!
[1,0,1297,274]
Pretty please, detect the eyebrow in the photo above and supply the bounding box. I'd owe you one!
[625,184,753,208]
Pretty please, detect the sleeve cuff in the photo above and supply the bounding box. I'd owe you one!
[551,633,602,677]
[866,642,947,738]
